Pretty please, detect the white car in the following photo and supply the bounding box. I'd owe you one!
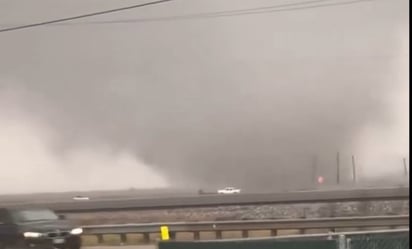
[217,187,241,194]
[72,196,90,201]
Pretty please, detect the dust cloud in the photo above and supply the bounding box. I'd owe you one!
[353,32,409,180]
[0,89,168,194]
[0,0,409,193]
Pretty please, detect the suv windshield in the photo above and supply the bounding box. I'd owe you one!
[11,209,58,223]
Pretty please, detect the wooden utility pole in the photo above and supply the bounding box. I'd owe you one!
[403,158,408,177]
[351,155,357,183]
[336,152,340,184]
[312,155,318,185]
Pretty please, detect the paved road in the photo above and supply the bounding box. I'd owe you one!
[15,187,408,212]
[2,187,408,213]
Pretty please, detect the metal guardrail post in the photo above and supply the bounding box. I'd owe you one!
[216,230,222,239]
[120,233,127,244]
[143,233,150,243]
[97,234,104,244]
[194,231,200,240]
[170,231,176,240]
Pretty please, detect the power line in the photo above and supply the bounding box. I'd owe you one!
[58,0,374,26]
[0,0,331,29]
[0,0,375,33]
[0,0,175,33]
[148,0,334,18]
[202,0,374,18]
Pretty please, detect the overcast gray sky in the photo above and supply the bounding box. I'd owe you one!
[0,0,409,193]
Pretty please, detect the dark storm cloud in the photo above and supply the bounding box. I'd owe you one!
[0,0,408,191]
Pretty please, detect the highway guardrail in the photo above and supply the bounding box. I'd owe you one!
[81,215,409,244]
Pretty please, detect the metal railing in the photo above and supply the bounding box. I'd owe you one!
[81,215,409,244]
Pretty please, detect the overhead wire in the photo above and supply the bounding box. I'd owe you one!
[0,0,175,33]
[0,0,375,33]
[75,0,373,25]
[63,0,335,25]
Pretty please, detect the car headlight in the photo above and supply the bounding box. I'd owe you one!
[70,227,83,235]
[24,232,42,238]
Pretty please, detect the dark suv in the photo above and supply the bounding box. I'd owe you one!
[0,207,82,249]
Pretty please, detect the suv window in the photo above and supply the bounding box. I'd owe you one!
[11,209,58,223]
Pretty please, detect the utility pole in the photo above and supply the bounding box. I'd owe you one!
[312,155,318,185]
[351,155,357,183]
[336,152,340,185]
[403,158,408,177]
